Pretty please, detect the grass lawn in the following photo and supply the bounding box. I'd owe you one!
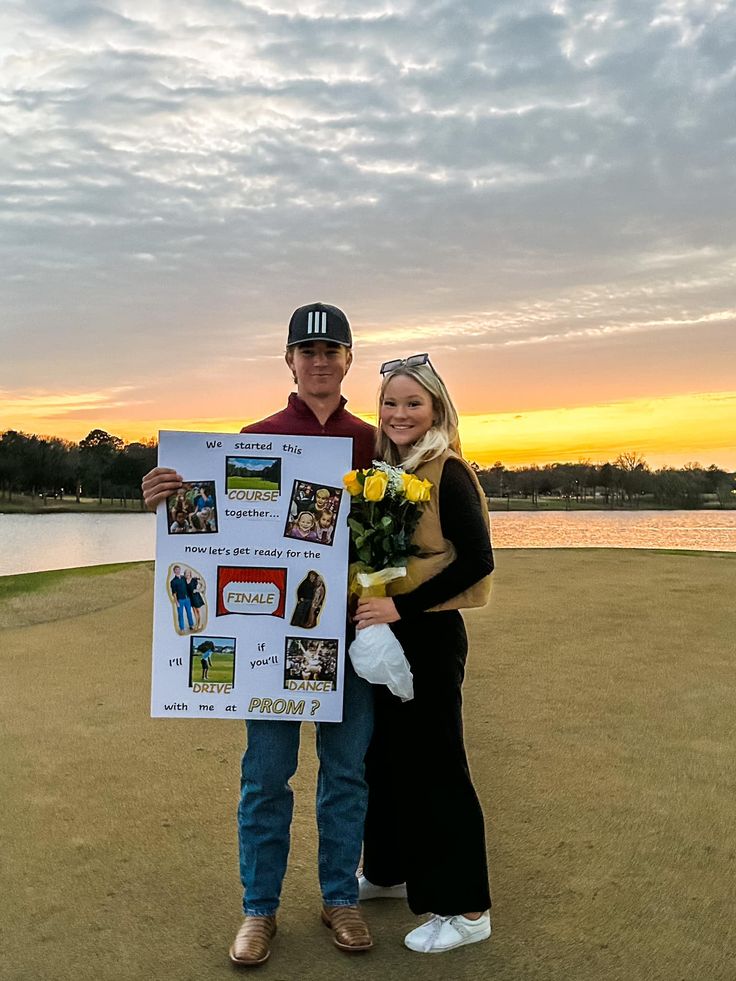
[0,562,151,627]
[226,477,279,490]
[189,653,235,687]
[1,550,734,981]
[0,494,144,513]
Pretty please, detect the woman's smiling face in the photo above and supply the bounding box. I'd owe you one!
[380,374,434,457]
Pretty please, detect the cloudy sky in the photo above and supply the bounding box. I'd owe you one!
[2,0,734,466]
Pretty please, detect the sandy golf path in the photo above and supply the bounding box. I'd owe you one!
[2,550,735,981]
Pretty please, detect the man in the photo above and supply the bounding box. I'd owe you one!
[142,302,376,967]
[170,565,194,631]
[293,481,314,511]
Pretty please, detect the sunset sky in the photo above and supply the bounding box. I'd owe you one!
[2,0,734,469]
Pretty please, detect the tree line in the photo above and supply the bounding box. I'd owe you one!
[1,430,734,509]
[0,429,157,506]
[474,452,735,509]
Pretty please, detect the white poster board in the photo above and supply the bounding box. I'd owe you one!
[151,431,352,722]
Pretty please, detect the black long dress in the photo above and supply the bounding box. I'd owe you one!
[362,458,494,915]
[290,576,316,628]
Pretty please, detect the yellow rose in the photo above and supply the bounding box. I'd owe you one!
[404,476,433,502]
[418,478,433,502]
[404,476,425,503]
[363,472,388,501]
[343,470,362,496]
[400,472,413,491]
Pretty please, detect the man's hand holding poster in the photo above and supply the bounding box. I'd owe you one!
[151,431,352,722]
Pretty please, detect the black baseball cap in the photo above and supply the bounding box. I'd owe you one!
[287,302,352,348]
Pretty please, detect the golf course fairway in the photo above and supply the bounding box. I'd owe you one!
[2,549,734,981]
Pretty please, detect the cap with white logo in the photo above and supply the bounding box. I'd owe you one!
[286,302,352,348]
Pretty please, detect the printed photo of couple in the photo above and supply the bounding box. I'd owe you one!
[289,570,326,629]
[168,563,208,635]
[283,638,338,690]
[167,480,218,535]
[283,480,342,546]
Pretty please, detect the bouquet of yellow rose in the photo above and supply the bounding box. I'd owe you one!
[343,463,431,571]
[342,462,432,701]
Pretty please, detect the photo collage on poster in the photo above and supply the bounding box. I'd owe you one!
[152,432,351,722]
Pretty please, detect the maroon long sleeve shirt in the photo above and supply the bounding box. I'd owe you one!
[241,393,376,470]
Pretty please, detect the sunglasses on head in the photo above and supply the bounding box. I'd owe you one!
[379,353,433,375]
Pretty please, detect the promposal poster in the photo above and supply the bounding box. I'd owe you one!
[151,431,352,722]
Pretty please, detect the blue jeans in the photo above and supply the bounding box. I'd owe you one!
[176,597,194,631]
[238,659,373,915]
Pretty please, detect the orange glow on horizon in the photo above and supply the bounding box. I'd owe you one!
[457,391,736,469]
[2,391,734,471]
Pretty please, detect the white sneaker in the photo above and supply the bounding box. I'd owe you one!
[404,911,491,953]
[357,873,408,900]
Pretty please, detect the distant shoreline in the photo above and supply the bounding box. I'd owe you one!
[0,496,147,515]
[486,497,735,512]
[2,497,733,515]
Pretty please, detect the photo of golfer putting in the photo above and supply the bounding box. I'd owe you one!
[283,479,342,546]
[167,563,208,636]
[289,570,327,629]
[188,636,236,687]
[283,637,338,690]
[166,480,218,534]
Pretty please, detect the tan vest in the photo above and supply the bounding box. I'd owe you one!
[387,450,492,612]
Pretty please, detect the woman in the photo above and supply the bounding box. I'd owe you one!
[290,571,317,628]
[185,569,206,630]
[354,355,493,954]
[305,574,326,628]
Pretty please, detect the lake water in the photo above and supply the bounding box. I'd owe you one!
[1,510,734,577]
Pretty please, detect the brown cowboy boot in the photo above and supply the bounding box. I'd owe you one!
[321,905,374,953]
[229,914,277,966]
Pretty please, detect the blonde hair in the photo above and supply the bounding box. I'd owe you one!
[376,362,462,472]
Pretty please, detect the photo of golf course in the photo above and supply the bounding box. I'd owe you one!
[2,549,733,980]
[225,457,281,492]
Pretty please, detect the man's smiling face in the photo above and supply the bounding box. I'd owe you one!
[286,340,352,400]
